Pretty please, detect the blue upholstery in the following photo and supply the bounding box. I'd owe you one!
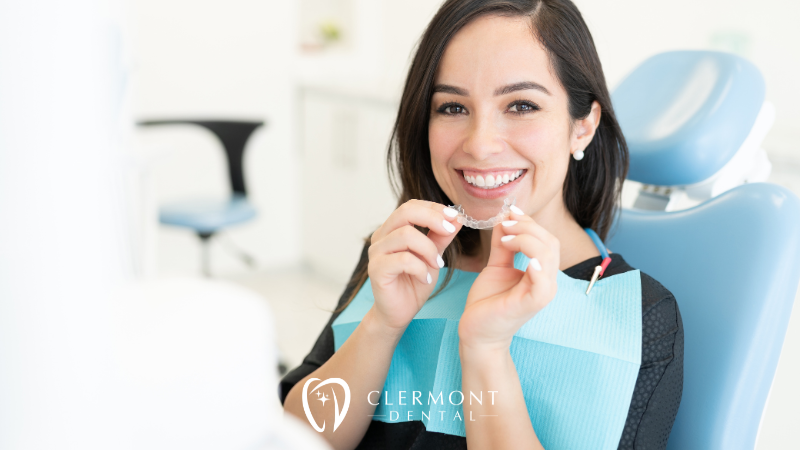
[613,51,765,186]
[159,194,256,235]
[607,183,800,449]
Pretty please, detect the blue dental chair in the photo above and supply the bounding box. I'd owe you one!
[608,51,800,449]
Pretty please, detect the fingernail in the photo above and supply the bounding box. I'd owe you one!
[442,219,456,233]
[528,258,542,271]
[443,207,459,218]
[427,272,432,284]
[436,254,445,268]
[502,220,517,227]
[510,205,524,215]
[501,235,516,242]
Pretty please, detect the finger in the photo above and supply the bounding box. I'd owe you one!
[507,266,555,317]
[373,200,459,243]
[485,219,517,269]
[499,234,557,313]
[370,251,432,285]
[498,216,559,253]
[427,214,463,257]
[488,204,559,266]
[369,225,443,270]
[498,234,554,275]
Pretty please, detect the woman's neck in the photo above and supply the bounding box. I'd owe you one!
[456,196,601,273]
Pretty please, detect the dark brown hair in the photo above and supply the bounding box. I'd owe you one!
[338,0,628,311]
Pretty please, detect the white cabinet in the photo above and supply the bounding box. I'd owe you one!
[299,86,400,283]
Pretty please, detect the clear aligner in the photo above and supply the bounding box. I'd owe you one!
[448,197,516,229]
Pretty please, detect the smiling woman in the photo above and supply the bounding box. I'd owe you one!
[281,1,683,450]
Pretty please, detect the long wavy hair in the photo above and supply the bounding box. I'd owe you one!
[338,0,628,311]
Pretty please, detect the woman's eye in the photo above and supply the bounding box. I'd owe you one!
[508,101,539,114]
[437,103,466,115]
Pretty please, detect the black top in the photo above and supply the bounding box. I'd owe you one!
[280,243,684,450]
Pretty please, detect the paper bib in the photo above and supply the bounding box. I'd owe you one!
[332,253,641,449]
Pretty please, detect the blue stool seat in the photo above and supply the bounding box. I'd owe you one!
[159,195,257,235]
[607,183,800,449]
[613,51,766,186]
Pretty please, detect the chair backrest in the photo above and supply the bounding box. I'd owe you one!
[607,183,800,449]
[138,120,264,196]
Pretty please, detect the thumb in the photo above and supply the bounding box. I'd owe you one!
[485,222,516,269]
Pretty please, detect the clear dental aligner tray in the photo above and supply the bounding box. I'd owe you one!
[448,197,516,229]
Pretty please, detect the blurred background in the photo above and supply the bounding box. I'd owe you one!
[136,0,800,447]
[1,0,799,448]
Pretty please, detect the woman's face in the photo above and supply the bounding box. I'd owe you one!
[429,14,591,221]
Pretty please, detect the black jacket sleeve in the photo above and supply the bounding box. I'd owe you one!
[278,240,371,404]
[617,273,684,449]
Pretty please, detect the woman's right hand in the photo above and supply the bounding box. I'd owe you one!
[367,200,463,331]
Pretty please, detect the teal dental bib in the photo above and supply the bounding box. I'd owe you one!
[332,253,642,449]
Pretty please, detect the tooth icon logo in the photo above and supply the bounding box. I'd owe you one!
[302,378,351,432]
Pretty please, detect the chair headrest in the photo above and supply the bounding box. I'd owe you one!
[612,51,765,186]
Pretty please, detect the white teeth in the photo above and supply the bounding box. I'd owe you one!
[463,170,525,189]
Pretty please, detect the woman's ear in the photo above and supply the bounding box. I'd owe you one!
[570,100,602,157]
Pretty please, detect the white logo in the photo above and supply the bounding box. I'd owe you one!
[302,378,350,432]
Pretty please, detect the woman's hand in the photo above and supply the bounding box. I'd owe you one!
[459,207,560,351]
[368,200,463,332]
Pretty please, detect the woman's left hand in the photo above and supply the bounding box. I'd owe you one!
[459,207,560,351]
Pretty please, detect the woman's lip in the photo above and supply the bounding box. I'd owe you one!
[458,169,527,200]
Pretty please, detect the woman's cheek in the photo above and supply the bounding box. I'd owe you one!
[508,115,572,166]
[505,120,548,150]
[429,125,460,191]
[429,122,462,157]
[507,123,569,204]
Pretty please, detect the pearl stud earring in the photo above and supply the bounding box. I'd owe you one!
[573,150,585,161]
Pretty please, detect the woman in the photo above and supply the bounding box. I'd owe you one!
[281,1,683,449]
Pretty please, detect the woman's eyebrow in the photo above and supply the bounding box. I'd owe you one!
[433,84,468,96]
[494,81,551,96]
[433,82,551,96]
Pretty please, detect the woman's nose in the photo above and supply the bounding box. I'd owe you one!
[461,115,504,160]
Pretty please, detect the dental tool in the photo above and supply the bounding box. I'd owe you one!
[584,228,612,295]
[447,197,516,229]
